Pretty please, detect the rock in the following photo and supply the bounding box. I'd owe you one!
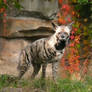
[0,38,29,63]
[18,0,58,17]
[0,16,54,38]
[0,38,28,76]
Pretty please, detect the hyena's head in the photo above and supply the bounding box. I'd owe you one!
[52,22,74,50]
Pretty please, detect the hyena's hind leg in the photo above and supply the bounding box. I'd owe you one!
[41,63,47,79]
[17,50,31,80]
[31,63,41,79]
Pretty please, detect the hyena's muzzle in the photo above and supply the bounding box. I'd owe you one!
[55,31,70,50]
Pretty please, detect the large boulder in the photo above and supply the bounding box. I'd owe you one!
[7,0,58,17]
[0,16,54,38]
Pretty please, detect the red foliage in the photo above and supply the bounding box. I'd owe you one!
[72,11,75,16]
[70,35,75,40]
[0,8,5,13]
[3,13,7,17]
[58,18,66,24]
[74,28,78,32]
[58,0,81,75]
[58,0,63,5]
[0,0,7,35]
[3,0,7,3]
[67,17,72,22]
[3,19,7,23]
[61,4,70,12]
[69,43,74,47]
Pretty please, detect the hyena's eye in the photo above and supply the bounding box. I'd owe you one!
[70,33,72,36]
[63,32,68,35]
[58,32,61,35]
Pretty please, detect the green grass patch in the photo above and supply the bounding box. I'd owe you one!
[0,74,92,92]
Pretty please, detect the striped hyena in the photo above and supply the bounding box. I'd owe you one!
[17,22,74,80]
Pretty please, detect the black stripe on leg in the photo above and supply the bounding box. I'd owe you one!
[25,51,30,65]
[36,41,40,59]
[44,41,49,58]
[36,42,38,54]
[30,46,34,58]
[30,46,33,54]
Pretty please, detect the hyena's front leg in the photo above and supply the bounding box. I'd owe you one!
[41,63,47,79]
[31,63,41,79]
[18,63,29,80]
[52,61,59,81]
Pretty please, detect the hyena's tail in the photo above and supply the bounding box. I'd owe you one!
[17,49,31,79]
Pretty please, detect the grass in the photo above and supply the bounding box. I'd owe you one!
[0,74,92,92]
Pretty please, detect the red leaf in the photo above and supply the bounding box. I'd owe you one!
[62,4,70,12]
[67,17,72,22]
[69,43,75,47]
[3,0,7,3]
[70,35,75,40]
[72,11,75,16]
[63,11,68,16]
[58,0,63,5]
[74,28,78,32]
[58,18,66,24]
[3,19,7,23]
[0,8,5,13]
[4,13,7,17]
[71,31,75,35]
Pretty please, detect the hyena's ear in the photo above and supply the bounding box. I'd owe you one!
[67,21,74,30]
[51,22,58,30]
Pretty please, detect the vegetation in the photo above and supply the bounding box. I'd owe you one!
[0,75,92,92]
